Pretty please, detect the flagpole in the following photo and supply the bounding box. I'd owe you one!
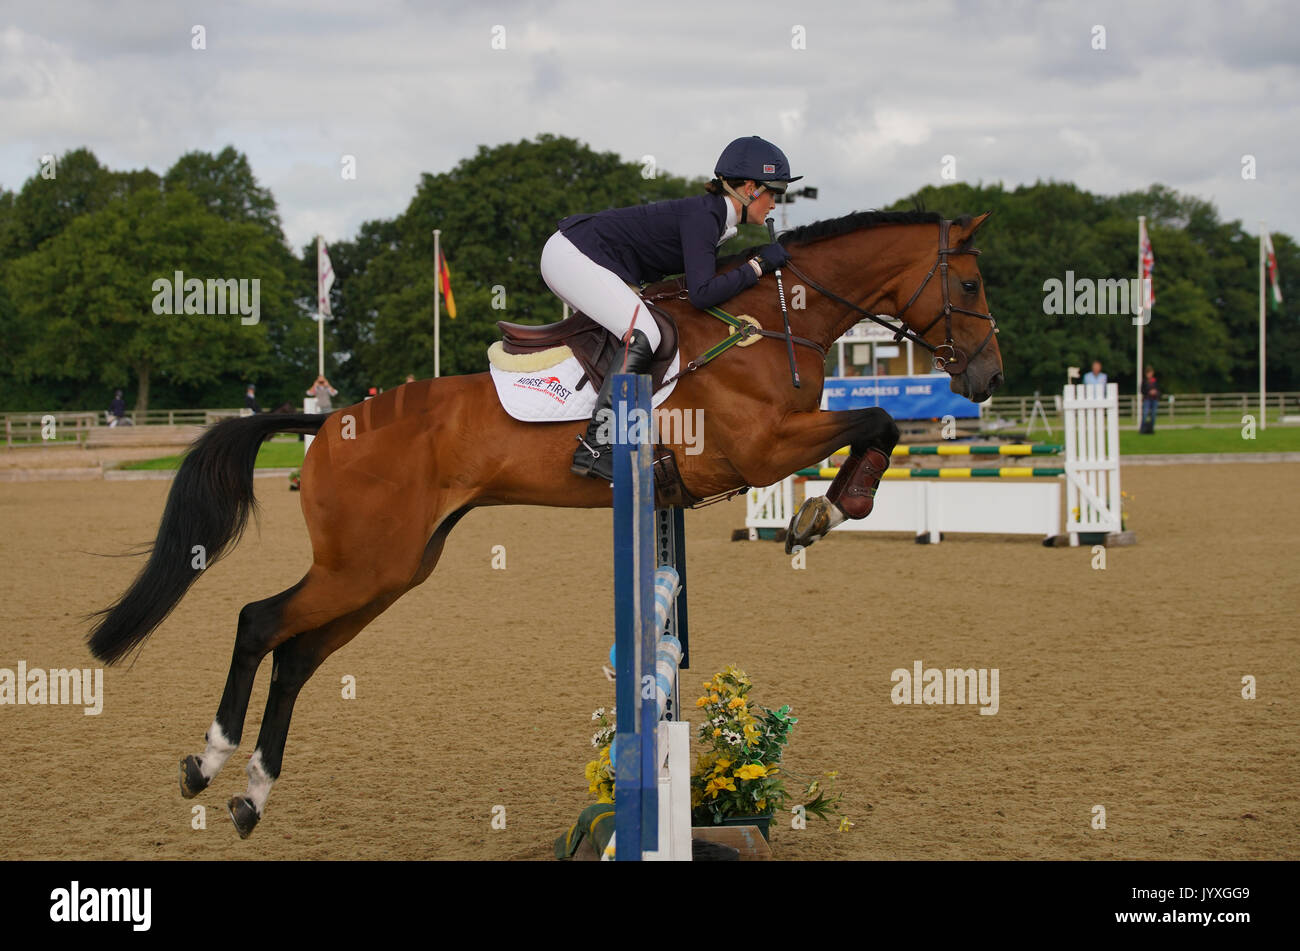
[433,229,441,379]
[1260,222,1267,431]
[1136,216,1144,421]
[316,236,325,377]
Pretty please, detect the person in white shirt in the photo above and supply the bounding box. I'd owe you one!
[1083,361,1107,386]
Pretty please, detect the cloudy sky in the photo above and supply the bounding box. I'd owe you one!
[2,0,1296,250]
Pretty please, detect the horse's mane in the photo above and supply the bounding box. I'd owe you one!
[647,208,974,294]
[709,210,973,273]
[780,209,974,247]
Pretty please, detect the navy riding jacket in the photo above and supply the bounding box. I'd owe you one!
[557,192,758,310]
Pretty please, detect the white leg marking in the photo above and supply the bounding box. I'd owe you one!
[823,499,849,531]
[244,750,274,814]
[197,720,237,779]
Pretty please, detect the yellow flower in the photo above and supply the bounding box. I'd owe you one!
[728,697,745,710]
[695,696,709,707]
[712,728,722,738]
[734,764,768,780]
[706,776,736,798]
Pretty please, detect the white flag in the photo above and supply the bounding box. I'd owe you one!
[317,237,335,318]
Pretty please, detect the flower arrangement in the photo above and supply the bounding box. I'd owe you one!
[690,666,841,829]
[288,469,301,491]
[581,667,843,836]
[585,707,616,803]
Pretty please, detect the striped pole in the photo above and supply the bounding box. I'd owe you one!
[612,372,657,859]
[827,443,1064,458]
[795,466,1067,479]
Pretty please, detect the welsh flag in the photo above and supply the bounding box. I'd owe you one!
[1139,218,1155,310]
[1265,233,1283,307]
[439,250,457,319]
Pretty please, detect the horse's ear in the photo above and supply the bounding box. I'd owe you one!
[952,212,992,246]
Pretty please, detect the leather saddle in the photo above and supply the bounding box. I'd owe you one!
[496,305,679,394]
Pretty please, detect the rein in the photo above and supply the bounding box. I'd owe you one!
[785,218,997,376]
[643,217,995,388]
[642,288,825,387]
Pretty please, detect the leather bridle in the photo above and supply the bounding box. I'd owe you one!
[785,218,998,376]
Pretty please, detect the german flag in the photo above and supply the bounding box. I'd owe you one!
[439,250,457,319]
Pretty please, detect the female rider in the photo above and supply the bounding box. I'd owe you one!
[540,135,799,481]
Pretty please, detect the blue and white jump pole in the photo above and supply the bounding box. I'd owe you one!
[610,373,692,861]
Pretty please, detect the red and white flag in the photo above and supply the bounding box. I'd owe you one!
[1139,218,1155,310]
[317,238,335,318]
[1264,233,1283,306]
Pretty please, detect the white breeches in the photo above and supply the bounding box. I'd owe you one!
[540,231,661,351]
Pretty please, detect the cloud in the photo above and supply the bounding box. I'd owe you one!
[0,0,1295,250]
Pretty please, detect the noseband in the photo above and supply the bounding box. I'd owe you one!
[785,218,998,376]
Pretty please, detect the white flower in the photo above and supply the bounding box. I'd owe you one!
[591,707,606,720]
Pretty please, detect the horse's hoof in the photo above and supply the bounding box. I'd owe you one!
[785,497,833,554]
[227,795,260,839]
[179,756,209,799]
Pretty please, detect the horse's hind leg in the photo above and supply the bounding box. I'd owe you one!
[226,509,469,837]
[179,580,307,799]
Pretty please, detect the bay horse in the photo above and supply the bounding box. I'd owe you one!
[87,209,1001,838]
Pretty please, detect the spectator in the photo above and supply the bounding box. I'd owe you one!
[108,389,130,427]
[1083,360,1107,387]
[405,374,416,384]
[306,374,338,413]
[244,384,262,415]
[366,386,378,400]
[1140,366,1159,434]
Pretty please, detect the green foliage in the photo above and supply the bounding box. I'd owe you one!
[890,181,1298,394]
[342,134,703,380]
[1,138,1295,411]
[4,182,290,414]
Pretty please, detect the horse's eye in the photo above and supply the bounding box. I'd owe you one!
[961,280,979,294]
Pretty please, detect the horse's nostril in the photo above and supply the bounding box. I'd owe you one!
[988,372,1004,392]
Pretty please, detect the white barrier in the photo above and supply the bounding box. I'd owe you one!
[747,383,1121,546]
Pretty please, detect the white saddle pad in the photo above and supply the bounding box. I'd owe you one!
[488,342,680,423]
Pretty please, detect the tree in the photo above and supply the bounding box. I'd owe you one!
[4,188,290,415]
[164,147,285,241]
[7,148,159,256]
[348,134,703,382]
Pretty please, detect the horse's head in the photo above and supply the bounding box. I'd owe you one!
[892,212,1002,402]
[781,210,1003,403]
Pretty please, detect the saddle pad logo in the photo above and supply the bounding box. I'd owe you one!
[513,375,572,404]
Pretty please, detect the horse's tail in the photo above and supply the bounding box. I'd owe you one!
[87,413,328,665]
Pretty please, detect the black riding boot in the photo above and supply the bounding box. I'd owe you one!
[571,330,655,481]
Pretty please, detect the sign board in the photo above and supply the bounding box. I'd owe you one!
[839,320,900,343]
[821,374,978,419]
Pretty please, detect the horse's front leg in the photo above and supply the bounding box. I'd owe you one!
[751,407,900,553]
